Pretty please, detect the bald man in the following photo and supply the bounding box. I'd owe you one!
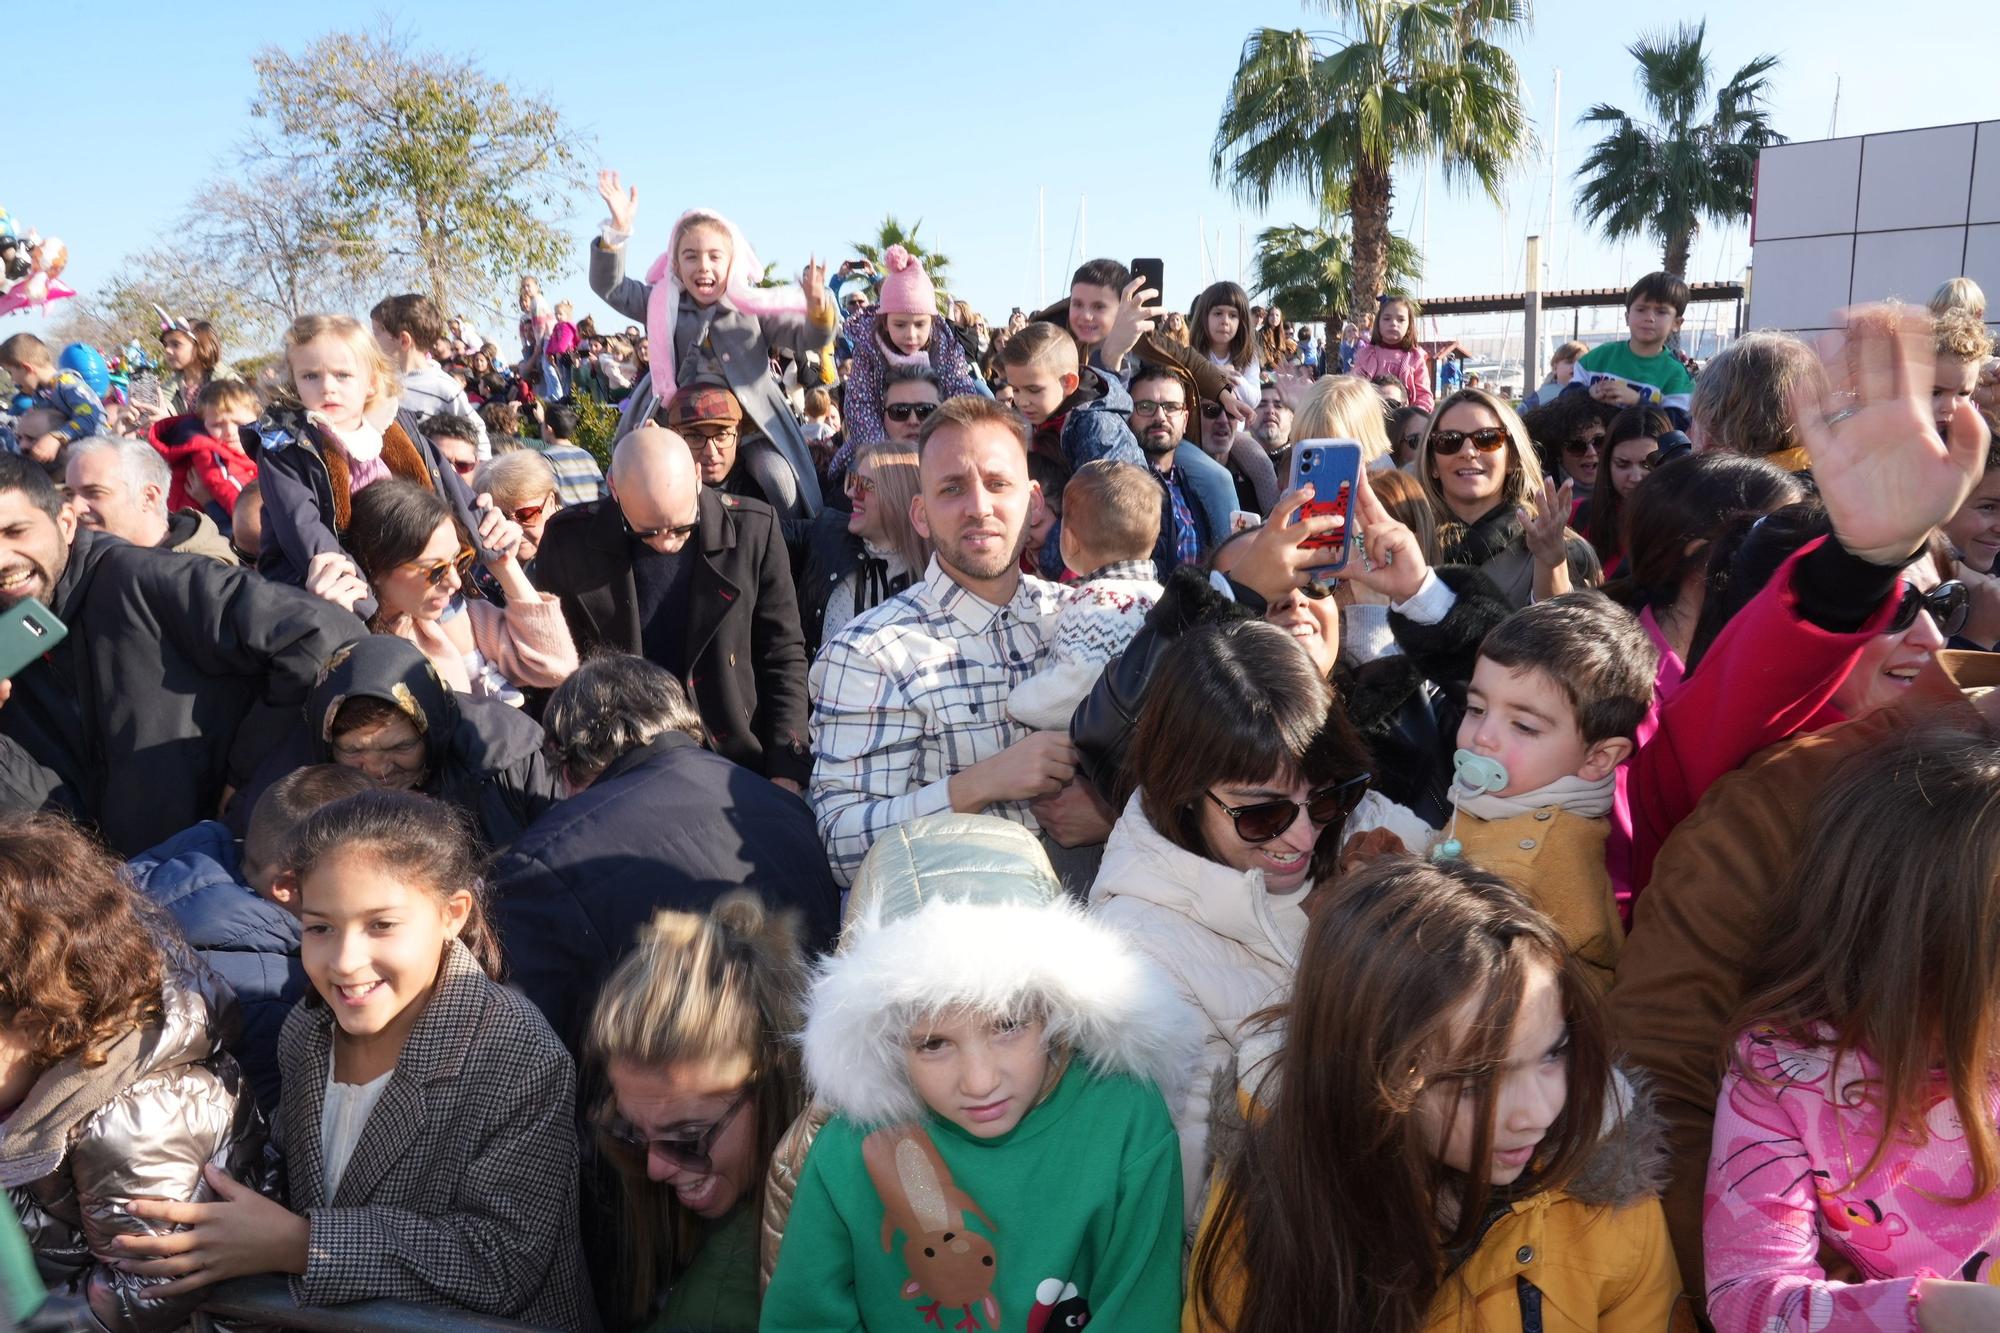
[534,424,812,790]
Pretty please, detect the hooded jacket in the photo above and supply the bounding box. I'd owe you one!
[127,821,303,1116]
[1,937,267,1333]
[763,814,1196,1333]
[147,411,257,520]
[0,526,364,855]
[1187,1059,1684,1332]
[303,635,562,851]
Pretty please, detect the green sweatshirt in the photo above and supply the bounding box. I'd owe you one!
[760,1061,1182,1333]
[1578,340,1694,418]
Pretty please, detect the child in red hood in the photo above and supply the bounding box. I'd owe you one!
[149,379,260,532]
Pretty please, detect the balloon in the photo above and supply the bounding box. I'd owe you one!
[9,393,31,414]
[57,343,109,398]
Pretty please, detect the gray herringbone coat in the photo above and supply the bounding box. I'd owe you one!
[276,940,593,1329]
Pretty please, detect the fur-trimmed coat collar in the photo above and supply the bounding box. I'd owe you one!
[801,891,1200,1129]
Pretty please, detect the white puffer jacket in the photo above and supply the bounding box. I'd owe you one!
[1088,788,1430,1229]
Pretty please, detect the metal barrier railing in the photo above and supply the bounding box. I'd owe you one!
[199,1275,547,1331]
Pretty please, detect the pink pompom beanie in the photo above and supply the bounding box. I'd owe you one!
[877,244,937,316]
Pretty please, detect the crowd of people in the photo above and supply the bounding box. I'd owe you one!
[4,162,2000,1333]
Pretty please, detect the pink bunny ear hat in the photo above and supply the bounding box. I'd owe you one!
[644,208,807,410]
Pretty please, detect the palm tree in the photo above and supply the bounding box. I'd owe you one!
[1214,0,1532,320]
[1573,21,1784,278]
[850,215,951,305]
[1253,218,1424,321]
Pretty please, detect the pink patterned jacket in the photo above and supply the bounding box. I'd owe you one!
[1706,1027,2000,1331]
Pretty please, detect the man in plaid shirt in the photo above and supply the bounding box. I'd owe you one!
[809,397,1085,885]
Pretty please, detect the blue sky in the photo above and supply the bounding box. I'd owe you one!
[9,0,1984,352]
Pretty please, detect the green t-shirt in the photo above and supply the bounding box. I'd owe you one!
[1579,339,1694,416]
[760,1062,1182,1332]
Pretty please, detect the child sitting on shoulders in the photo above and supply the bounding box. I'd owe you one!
[762,813,1194,1332]
[587,168,836,521]
[1350,295,1433,411]
[1009,460,1163,730]
[148,378,263,534]
[838,245,984,447]
[1574,272,1695,430]
[1438,591,1657,987]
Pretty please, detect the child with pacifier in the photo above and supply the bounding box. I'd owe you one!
[1433,591,1656,987]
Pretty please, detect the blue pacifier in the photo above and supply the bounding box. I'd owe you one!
[1452,747,1511,796]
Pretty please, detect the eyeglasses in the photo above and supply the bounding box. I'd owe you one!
[1199,401,1227,421]
[450,457,478,476]
[403,548,476,589]
[621,505,700,544]
[1204,773,1373,844]
[884,401,938,424]
[1132,399,1189,417]
[845,471,877,499]
[600,1082,756,1174]
[1428,427,1510,456]
[1562,437,1602,456]
[1888,579,1968,637]
[511,492,558,525]
[686,428,737,449]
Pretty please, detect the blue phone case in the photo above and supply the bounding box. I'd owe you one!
[0,597,66,682]
[1286,439,1364,576]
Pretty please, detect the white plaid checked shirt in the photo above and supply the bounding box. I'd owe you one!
[809,556,1067,884]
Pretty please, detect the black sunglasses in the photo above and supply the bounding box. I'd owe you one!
[1888,579,1968,637]
[1199,401,1227,421]
[884,402,938,423]
[621,505,699,543]
[1205,773,1373,844]
[600,1082,756,1175]
[1562,437,1602,456]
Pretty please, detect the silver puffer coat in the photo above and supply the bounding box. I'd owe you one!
[1,940,267,1331]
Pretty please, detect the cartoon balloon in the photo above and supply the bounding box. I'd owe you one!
[57,343,110,398]
[9,393,32,414]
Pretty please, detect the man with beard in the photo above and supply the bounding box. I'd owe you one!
[1126,365,1223,574]
[809,395,1080,885]
[1252,378,1296,462]
[0,453,362,853]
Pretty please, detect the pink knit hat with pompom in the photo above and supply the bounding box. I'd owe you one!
[877,245,937,316]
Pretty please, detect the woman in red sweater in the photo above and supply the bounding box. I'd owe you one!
[1627,307,1989,897]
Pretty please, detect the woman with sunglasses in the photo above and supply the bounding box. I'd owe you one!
[1417,387,1594,609]
[587,894,807,1332]
[799,440,928,657]
[1626,306,1992,895]
[473,449,564,570]
[344,478,577,706]
[1089,617,1399,1223]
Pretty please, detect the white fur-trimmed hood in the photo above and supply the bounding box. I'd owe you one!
[801,893,1201,1128]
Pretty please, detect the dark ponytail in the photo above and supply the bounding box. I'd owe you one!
[1683,501,1830,674]
[288,789,505,980]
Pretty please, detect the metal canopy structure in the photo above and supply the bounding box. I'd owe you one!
[1416,281,1744,317]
